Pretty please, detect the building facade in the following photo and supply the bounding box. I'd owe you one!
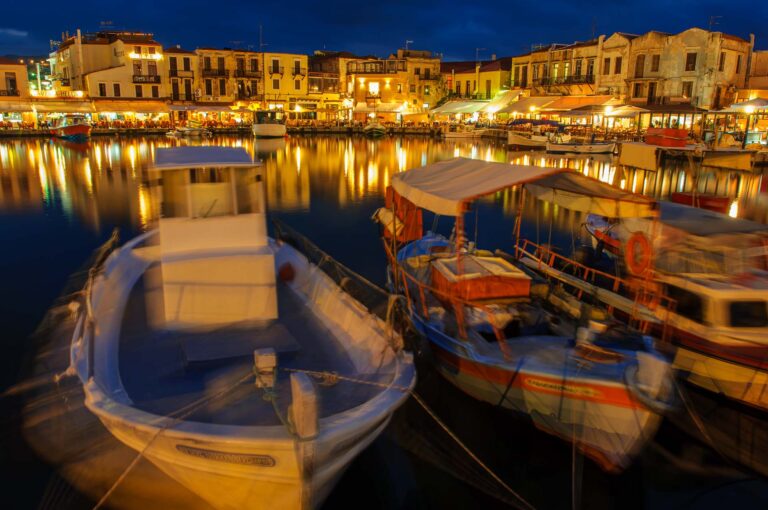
[0,58,29,99]
[442,57,512,99]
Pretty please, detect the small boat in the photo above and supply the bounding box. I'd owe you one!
[669,191,731,214]
[441,124,481,139]
[507,119,568,149]
[167,126,209,137]
[375,158,673,471]
[507,131,549,148]
[363,121,387,138]
[252,110,287,138]
[547,140,616,154]
[68,146,415,509]
[50,114,92,141]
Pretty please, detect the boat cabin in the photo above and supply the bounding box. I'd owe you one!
[147,146,275,328]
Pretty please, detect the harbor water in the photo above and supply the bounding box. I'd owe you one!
[2,134,768,509]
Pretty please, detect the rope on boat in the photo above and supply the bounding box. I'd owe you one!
[91,370,253,510]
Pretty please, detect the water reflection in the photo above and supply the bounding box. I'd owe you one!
[1,136,767,233]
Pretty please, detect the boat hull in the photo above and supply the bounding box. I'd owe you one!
[51,124,92,141]
[411,314,663,471]
[547,142,616,154]
[507,132,547,148]
[669,192,731,214]
[252,123,287,138]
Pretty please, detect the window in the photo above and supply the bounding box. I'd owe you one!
[294,60,301,74]
[718,52,725,72]
[682,81,693,98]
[98,83,107,96]
[729,301,768,327]
[563,62,570,78]
[183,57,191,71]
[133,61,142,75]
[250,58,258,72]
[552,62,559,79]
[397,83,402,93]
[250,80,258,95]
[134,46,141,54]
[217,57,225,70]
[219,78,226,95]
[204,56,211,70]
[368,81,380,96]
[736,55,742,74]
[634,55,645,78]
[614,57,622,74]
[532,65,539,80]
[135,85,143,98]
[633,82,643,98]
[151,85,159,98]
[148,47,156,55]
[651,54,660,72]
[586,59,594,77]
[272,78,280,89]
[665,285,704,323]
[294,79,301,90]
[148,61,157,76]
[236,57,245,71]
[424,68,430,79]
[205,79,212,95]
[685,52,697,72]
[410,84,416,93]
[113,83,121,97]
[603,57,610,75]
[271,59,280,73]
[414,67,420,76]
[169,56,177,70]
[465,80,470,96]
[575,59,582,77]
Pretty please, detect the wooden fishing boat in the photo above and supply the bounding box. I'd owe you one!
[374,158,673,471]
[546,141,616,154]
[252,110,287,138]
[441,124,481,139]
[50,114,92,141]
[68,147,415,509]
[363,121,386,138]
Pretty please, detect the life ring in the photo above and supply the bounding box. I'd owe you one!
[625,232,652,275]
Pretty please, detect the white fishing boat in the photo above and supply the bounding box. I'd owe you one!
[546,140,616,154]
[363,121,387,138]
[506,119,568,149]
[167,122,209,138]
[68,146,415,509]
[441,124,481,139]
[252,110,287,138]
[507,131,549,148]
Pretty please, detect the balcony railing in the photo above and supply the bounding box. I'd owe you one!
[0,89,20,96]
[170,92,195,101]
[417,74,438,81]
[133,74,161,84]
[268,66,285,75]
[533,75,595,86]
[291,67,307,76]
[169,69,194,78]
[202,68,229,77]
[234,69,262,78]
[347,60,407,74]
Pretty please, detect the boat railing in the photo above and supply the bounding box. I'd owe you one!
[383,242,519,360]
[514,238,676,340]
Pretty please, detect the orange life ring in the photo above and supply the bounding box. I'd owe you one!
[625,232,652,275]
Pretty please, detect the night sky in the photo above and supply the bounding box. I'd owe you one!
[2,0,767,59]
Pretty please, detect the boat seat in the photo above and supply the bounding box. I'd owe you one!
[181,322,300,365]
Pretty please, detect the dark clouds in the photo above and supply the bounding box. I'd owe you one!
[2,0,767,58]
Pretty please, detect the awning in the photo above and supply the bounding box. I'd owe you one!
[391,158,564,216]
[543,95,620,113]
[32,101,95,113]
[497,96,555,114]
[354,102,406,113]
[0,101,33,112]
[430,100,487,115]
[481,90,523,113]
[195,104,237,112]
[93,100,169,113]
[525,172,657,218]
[606,105,649,118]
[659,201,768,236]
[718,98,768,113]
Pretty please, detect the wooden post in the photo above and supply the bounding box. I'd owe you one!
[290,372,318,439]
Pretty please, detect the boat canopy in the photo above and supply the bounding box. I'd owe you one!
[659,201,768,236]
[390,157,656,218]
[152,146,255,170]
[525,173,657,218]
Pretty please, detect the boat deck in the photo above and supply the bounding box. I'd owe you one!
[118,270,389,426]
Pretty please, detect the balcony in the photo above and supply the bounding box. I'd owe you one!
[133,74,161,84]
[268,66,285,76]
[347,60,407,74]
[533,75,594,86]
[170,92,195,101]
[417,74,438,81]
[169,69,194,78]
[234,69,262,78]
[0,89,20,97]
[202,68,229,77]
[291,67,307,77]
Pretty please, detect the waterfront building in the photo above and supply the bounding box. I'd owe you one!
[346,49,443,122]
[0,57,32,125]
[165,46,197,102]
[441,57,512,100]
[308,51,369,121]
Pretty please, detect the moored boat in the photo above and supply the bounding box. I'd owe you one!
[374,158,674,471]
[50,114,92,141]
[252,110,287,138]
[546,140,616,154]
[363,121,387,138]
[441,124,481,139]
[68,146,415,509]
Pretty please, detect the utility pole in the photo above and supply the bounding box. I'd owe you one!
[475,48,486,99]
[405,40,413,51]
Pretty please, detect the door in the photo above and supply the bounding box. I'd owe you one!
[647,82,657,104]
[171,79,179,100]
[184,79,192,100]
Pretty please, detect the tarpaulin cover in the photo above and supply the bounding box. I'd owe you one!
[618,142,659,171]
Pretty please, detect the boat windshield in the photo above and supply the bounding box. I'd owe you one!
[255,111,284,124]
[728,301,768,327]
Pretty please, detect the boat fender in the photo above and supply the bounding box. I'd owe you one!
[625,232,652,276]
[278,262,296,282]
